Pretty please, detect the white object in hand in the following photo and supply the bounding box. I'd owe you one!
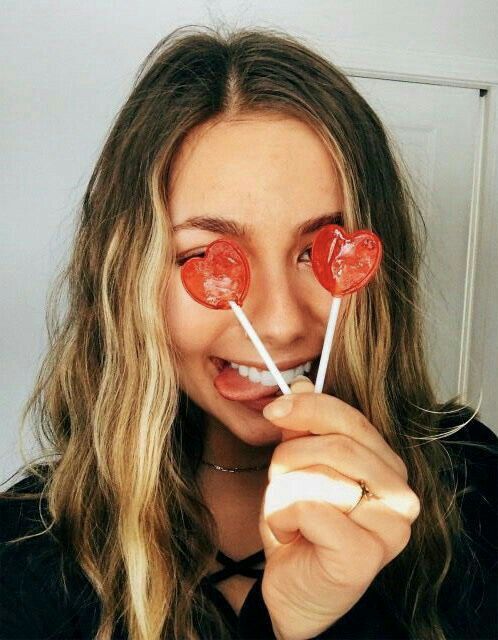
[314,296,342,394]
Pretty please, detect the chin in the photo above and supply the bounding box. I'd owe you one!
[210,402,283,448]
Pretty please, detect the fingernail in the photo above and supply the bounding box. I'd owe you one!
[263,395,294,419]
[292,375,312,384]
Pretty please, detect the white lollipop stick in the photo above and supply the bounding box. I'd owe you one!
[228,300,292,395]
[314,296,342,393]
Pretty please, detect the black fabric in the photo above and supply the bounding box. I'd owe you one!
[1,417,497,639]
[204,550,266,585]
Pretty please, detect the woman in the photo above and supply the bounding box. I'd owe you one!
[1,25,497,640]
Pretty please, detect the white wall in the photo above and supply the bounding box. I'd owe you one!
[2,1,497,480]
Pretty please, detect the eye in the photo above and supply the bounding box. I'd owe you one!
[176,245,314,268]
[175,250,206,267]
[299,245,313,264]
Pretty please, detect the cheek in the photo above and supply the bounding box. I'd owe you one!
[164,279,220,357]
[304,279,349,338]
[308,279,335,324]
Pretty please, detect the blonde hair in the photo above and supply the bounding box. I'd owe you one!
[1,24,492,640]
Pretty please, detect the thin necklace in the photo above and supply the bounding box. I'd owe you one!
[200,459,270,473]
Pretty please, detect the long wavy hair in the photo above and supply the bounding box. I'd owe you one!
[1,24,490,640]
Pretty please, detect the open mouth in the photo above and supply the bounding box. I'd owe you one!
[209,355,321,411]
[210,355,321,389]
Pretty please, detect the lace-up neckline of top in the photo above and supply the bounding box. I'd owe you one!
[204,548,265,584]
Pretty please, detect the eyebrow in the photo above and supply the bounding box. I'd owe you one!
[172,211,343,236]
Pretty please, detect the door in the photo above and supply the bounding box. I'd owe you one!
[348,78,483,410]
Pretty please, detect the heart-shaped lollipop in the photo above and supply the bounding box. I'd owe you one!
[311,224,383,393]
[180,238,291,395]
[180,239,250,310]
[311,224,382,297]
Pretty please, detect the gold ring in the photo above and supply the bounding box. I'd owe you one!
[344,479,375,515]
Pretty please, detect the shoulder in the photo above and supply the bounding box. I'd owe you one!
[441,411,498,448]
[438,414,497,543]
[437,415,498,637]
[439,413,498,503]
[0,467,97,638]
[0,467,63,602]
[436,410,497,469]
[0,467,52,545]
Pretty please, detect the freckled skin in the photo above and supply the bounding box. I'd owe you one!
[165,114,345,466]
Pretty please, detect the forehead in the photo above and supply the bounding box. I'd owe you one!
[167,114,343,233]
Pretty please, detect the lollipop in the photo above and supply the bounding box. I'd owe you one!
[311,224,383,393]
[180,239,292,395]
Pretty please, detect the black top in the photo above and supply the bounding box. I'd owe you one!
[1,417,497,639]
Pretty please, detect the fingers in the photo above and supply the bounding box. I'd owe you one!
[290,376,315,394]
[263,467,415,570]
[269,437,420,523]
[264,391,407,481]
[265,464,365,517]
[263,479,386,584]
[262,376,418,573]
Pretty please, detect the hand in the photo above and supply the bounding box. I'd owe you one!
[258,377,420,640]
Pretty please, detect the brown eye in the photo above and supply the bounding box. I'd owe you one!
[299,245,313,263]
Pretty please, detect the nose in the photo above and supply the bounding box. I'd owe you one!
[242,263,310,350]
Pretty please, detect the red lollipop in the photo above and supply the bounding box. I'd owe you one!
[311,224,382,296]
[180,239,250,309]
[311,224,383,393]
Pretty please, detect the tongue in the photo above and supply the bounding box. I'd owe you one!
[214,366,280,401]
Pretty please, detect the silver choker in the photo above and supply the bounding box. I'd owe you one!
[200,459,270,473]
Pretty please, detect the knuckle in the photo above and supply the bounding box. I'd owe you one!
[329,433,356,458]
[359,415,373,433]
[406,489,421,522]
[292,499,309,521]
[395,455,409,480]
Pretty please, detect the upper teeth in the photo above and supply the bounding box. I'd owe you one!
[230,360,313,386]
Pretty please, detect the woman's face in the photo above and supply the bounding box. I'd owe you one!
[165,113,344,448]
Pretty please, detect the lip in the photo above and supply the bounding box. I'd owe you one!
[210,355,320,373]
